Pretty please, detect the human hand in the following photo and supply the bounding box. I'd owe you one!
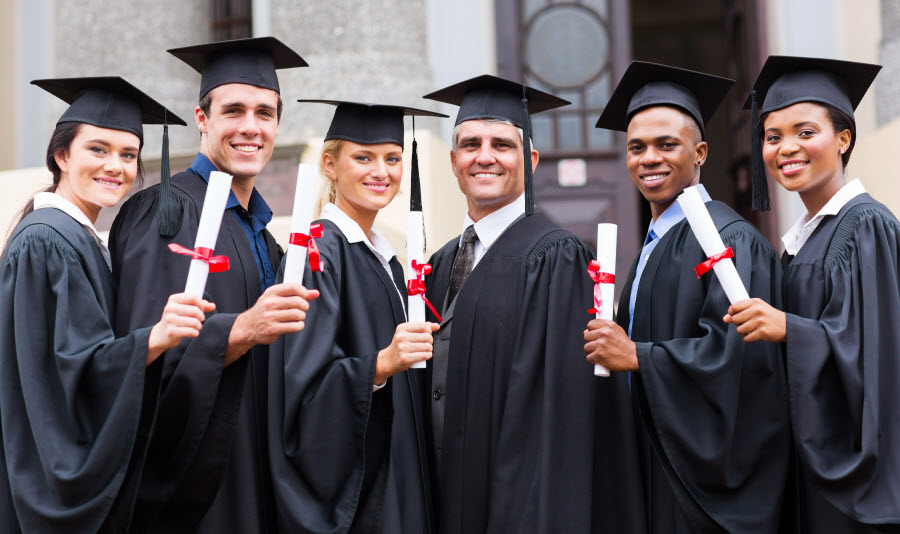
[147,293,216,365]
[723,298,786,343]
[374,322,440,385]
[583,318,639,372]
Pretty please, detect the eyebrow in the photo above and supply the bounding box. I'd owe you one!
[765,120,820,133]
[219,101,276,111]
[86,139,139,152]
[627,135,679,144]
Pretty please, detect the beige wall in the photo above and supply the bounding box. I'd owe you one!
[847,116,900,216]
[0,167,52,240]
[0,0,16,170]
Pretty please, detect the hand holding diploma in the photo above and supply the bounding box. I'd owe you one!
[723,298,787,343]
[676,186,750,304]
[588,223,617,376]
[147,293,216,365]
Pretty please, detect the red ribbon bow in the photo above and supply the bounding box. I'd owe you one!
[168,244,230,272]
[587,259,615,314]
[289,223,325,272]
[694,247,734,278]
[407,260,443,322]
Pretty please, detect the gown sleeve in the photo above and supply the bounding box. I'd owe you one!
[786,207,900,524]
[108,189,241,524]
[486,233,645,534]
[268,237,389,534]
[0,223,153,533]
[633,222,791,532]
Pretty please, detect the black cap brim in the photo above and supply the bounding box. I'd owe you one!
[595,61,734,134]
[32,76,186,140]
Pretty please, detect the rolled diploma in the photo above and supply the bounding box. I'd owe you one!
[676,186,750,304]
[407,211,426,369]
[283,163,319,285]
[184,171,233,296]
[594,223,616,377]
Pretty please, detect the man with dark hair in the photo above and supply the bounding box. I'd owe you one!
[587,61,792,533]
[109,37,313,534]
[422,75,643,534]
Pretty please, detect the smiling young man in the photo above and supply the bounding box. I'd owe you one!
[586,62,792,533]
[422,75,644,534]
[108,37,312,534]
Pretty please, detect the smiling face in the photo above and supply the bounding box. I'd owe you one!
[761,102,851,215]
[324,141,403,224]
[625,106,706,220]
[196,83,280,181]
[53,123,140,223]
[451,119,538,222]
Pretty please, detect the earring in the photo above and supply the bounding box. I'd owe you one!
[840,147,846,154]
[696,161,701,165]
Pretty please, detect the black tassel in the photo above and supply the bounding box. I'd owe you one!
[522,88,534,216]
[750,90,770,212]
[410,117,422,212]
[155,111,184,237]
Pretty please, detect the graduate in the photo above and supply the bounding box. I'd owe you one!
[726,56,900,533]
[268,100,445,534]
[108,38,315,533]
[586,62,792,533]
[0,77,213,533]
[421,75,644,533]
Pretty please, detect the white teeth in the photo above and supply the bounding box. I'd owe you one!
[782,162,806,171]
[94,179,120,187]
[474,173,499,178]
[642,174,666,182]
[234,145,259,152]
[365,183,388,190]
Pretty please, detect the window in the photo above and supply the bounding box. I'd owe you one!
[212,0,252,41]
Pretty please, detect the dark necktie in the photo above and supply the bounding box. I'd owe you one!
[448,225,478,304]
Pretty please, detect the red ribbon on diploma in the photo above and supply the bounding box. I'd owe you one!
[407,260,443,322]
[694,247,734,278]
[587,259,615,314]
[168,244,230,272]
[289,223,325,272]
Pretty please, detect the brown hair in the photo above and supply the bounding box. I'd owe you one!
[313,139,343,218]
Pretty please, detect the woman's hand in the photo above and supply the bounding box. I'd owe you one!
[374,322,440,385]
[147,293,216,365]
[723,298,786,343]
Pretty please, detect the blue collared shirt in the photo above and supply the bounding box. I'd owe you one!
[628,184,712,336]
[187,153,275,290]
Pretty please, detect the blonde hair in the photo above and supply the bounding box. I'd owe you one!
[313,139,343,219]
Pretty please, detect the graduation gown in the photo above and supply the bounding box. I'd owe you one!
[424,213,645,534]
[0,208,160,533]
[109,170,282,534]
[268,219,433,534]
[782,193,900,533]
[615,201,792,533]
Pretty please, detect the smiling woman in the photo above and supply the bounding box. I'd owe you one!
[0,77,215,534]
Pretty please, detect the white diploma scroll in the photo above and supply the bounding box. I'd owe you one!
[593,223,617,377]
[184,171,233,296]
[406,211,427,369]
[283,163,320,285]
[676,186,750,304]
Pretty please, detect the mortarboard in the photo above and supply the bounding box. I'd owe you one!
[744,56,881,211]
[594,61,734,138]
[169,36,308,99]
[423,74,570,216]
[297,100,447,212]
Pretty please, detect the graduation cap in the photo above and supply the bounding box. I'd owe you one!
[423,74,570,216]
[169,36,308,99]
[31,76,186,234]
[744,56,881,211]
[31,76,186,141]
[297,100,447,212]
[594,61,734,138]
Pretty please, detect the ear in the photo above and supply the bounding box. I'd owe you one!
[54,149,69,174]
[529,149,539,173]
[450,149,459,176]
[694,141,708,166]
[195,105,208,134]
[322,151,337,181]
[837,128,852,152]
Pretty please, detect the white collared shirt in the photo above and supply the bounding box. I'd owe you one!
[459,193,525,267]
[33,192,111,269]
[781,179,866,255]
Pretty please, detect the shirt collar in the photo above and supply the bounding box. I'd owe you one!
[459,193,525,249]
[781,178,866,254]
[33,192,104,242]
[646,183,711,241]
[321,203,396,263]
[188,152,272,222]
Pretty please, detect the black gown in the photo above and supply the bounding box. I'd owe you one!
[615,201,792,533]
[424,213,645,534]
[781,193,900,533]
[109,170,282,534]
[0,208,161,533]
[268,219,433,534]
